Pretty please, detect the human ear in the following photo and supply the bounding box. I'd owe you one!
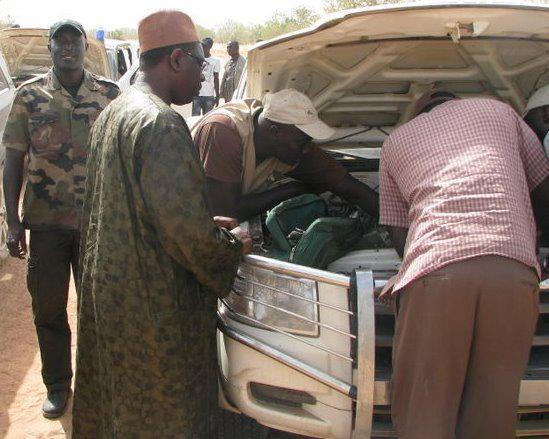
[169,48,184,72]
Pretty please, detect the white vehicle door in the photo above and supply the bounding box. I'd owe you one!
[0,55,15,139]
[0,54,15,260]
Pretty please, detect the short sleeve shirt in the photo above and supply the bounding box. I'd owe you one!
[193,113,348,192]
[2,68,120,230]
[379,98,549,292]
[199,56,221,97]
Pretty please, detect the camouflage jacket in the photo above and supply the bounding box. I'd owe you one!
[2,68,120,230]
[72,82,243,437]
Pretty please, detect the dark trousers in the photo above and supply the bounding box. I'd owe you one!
[192,96,215,116]
[27,230,79,391]
[392,255,539,439]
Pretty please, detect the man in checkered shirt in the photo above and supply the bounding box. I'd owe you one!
[379,90,549,439]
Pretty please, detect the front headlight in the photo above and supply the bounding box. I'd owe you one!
[225,264,319,337]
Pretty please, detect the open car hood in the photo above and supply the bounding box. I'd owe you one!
[0,28,112,83]
[246,2,549,149]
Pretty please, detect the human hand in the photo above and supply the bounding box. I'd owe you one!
[377,276,397,306]
[214,97,220,108]
[7,221,26,259]
[230,226,252,255]
[541,256,548,282]
[214,216,239,230]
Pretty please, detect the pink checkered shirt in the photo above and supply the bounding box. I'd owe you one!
[380,98,549,293]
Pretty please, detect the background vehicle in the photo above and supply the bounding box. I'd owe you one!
[218,2,549,438]
[117,59,140,91]
[104,38,139,80]
[0,27,112,85]
[0,51,15,261]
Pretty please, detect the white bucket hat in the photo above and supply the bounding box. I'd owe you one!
[263,89,335,140]
[524,84,549,116]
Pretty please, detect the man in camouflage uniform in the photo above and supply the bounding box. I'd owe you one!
[2,20,119,418]
[72,10,250,437]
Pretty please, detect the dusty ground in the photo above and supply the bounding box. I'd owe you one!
[0,45,267,438]
[0,256,76,438]
[0,256,303,438]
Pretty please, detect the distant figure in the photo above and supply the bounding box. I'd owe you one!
[220,40,246,102]
[192,36,220,115]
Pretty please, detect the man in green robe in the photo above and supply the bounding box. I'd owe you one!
[72,10,250,437]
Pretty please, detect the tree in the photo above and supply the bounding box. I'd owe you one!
[195,24,216,40]
[323,0,401,13]
[0,15,15,30]
[216,19,253,44]
[251,6,319,42]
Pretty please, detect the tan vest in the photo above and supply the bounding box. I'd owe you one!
[191,99,294,194]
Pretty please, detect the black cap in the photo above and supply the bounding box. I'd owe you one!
[202,37,214,47]
[49,20,87,40]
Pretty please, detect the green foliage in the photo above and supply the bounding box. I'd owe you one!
[195,24,216,40]
[216,19,253,44]
[323,0,405,12]
[214,5,319,44]
[250,6,319,41]
[107,29,124,40]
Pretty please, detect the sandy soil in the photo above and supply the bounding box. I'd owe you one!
[0,256,76,438]
[0,255,303,439]
[0,45,277,438]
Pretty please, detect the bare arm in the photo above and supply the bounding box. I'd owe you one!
[4,148,26,258]
[205,177,307,221]
[387,225,408,258]
[332,174,379,219]
[532,176,549,244]
[214,72,220,106]
[219,70,227,101]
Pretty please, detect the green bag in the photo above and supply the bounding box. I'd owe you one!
[291,217,364,269]
[265,194,364,269]
[265,194,327,253]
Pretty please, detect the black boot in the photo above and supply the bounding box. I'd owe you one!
[42,388,71,419]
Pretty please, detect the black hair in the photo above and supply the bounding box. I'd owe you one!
[417,91,457,115]
[140,42,198,68]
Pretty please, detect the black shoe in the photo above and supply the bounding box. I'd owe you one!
[42,388,71,419]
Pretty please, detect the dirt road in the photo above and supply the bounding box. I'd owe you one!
[0,256,303,438]
[0,256,76,438]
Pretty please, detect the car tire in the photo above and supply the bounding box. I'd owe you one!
[217,410,270,439]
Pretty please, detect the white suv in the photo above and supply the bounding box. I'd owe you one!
[217,2,549,438]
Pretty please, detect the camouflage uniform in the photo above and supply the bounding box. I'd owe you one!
[2,68,119,391]
[72,81,242,438]
[3,68,120,230]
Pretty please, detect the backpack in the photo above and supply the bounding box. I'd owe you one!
[265,194,364,269]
